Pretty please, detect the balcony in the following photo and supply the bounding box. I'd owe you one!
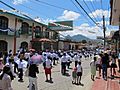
[35,31,49,38]
[19,26,32,36]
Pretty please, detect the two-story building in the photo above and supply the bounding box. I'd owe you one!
[0,9,58,54]
[110,0,120,53]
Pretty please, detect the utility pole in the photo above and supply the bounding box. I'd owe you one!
[103,15,106,50]
[13,18,17,54]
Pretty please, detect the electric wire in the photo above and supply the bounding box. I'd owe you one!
[0,0,67,38]
[89,0,100,21]
[70,0,94,25]
[74,0,102,28]
[82,0,98,22]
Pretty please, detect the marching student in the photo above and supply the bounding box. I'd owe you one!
[18,54,24,82]
[60,53,67,75]
[44,56,52,82]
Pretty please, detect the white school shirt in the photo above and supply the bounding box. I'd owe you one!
[18,60,24,69]
[45,59,52,68]
[74,55,80,61]
[76,64,82,72]
[61,56,68,63]
[14,56,19,62]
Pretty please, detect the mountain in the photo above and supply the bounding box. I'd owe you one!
[64,34,90,42]
[72,34,90,41]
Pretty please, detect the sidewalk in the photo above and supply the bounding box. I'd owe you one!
[91,69,120,90]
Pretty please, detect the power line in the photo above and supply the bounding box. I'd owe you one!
[33,0,80,14]
[89,0,100,21]
[74,0,102,28]
[0,0,34,20]
[70,0,94,25]
[0,0,67,38]
[82,0,98,22]
[100,0,104,16]
[70,0,101,33]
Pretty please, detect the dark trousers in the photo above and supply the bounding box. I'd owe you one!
[14,62,18,73]
[18,68,23,80]
[75,61,78,67]
[102,64,107,79]
[61,62,66,75]
[53,57,56,65]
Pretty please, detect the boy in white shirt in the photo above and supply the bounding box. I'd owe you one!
[76,62,83,84]
[44,56,52,82]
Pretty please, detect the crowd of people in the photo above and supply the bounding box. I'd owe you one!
[90,49,120,81]
[0,48,120,90]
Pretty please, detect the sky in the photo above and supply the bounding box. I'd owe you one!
[0,0,118,39]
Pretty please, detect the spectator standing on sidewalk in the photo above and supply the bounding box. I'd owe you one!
[101,53,109,80]
[96,54,102,77]
[110,54,117,77]
[90,57,97,81]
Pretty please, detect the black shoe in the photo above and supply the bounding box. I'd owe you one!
[18,79,24,82]
[45,80,49,82]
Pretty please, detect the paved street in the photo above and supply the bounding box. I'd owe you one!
[12,57,93,90]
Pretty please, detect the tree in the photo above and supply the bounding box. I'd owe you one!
[82,40,87,44]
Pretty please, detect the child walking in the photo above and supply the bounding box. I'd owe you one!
[72,67,77,84]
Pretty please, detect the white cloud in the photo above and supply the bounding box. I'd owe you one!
[58,10,80,20]
[34,17,56,24]
[96,21,110,27]
[12,0,28,5]
[89,9,110,19]
[60,23,102,39]
[34,17,42,23]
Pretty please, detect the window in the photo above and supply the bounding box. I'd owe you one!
[0,16,8,29]
[0,16,8,35]
[35,26,41,38]
[44,31,49,38]
[21,22,29,34]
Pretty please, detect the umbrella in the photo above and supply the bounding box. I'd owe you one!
[31,54,43,64]
[15,59,28,68]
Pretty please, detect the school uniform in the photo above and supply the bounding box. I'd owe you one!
[45,59,52,74]
[76,64,82,76]
[61,55,68,74]
[18,60,24,81]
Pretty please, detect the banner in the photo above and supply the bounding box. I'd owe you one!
[0,28,14,32]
